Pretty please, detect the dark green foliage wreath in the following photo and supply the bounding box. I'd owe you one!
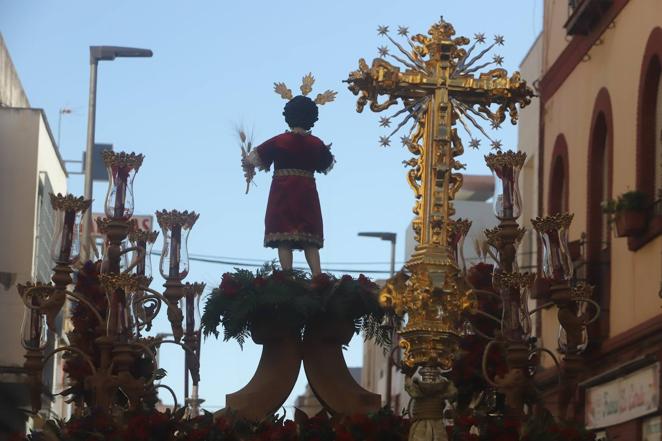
[201,265,396,349]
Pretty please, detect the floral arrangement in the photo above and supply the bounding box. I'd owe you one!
[21,407,410,441]
[445,262,595,441]
[61,261,106,402]
[449,409,595,441]
[450,262,508,412]
[201,266,395,349]
[18,406,595,441]
[62,261,161,406]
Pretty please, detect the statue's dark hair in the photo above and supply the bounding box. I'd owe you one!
[283,95,319,130]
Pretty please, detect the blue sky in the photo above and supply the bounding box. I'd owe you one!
[1,0,542,414]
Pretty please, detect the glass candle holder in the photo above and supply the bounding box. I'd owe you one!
[183,282,205,386]
[129,228,159,279]
[485,150,526,220]
[483,226,525,272]
[21,307,47,350]
[183,282,206,333]
[532,213,574,282]
[156,210,200,280]
[493,272,534,340]
[558,322,588,355]
[558,284,593,355]
[449,218,471,273]
[100,273,144,339]
[50,193,92,264]
[102,151,144,220]
[519,284,532,338]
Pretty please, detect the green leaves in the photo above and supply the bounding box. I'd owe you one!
[200,268,397,349]
[602,190,649,213]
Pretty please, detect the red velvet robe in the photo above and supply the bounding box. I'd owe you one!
[255,132,334,250]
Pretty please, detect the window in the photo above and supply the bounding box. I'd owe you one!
[632,28,662,250]
[588,110,611,255]
[34,173,56,283]
[549,135,569,215]
[637,28,662,206]
[565,0,612,36]
[655,67,662,201]
[587,88,613,343]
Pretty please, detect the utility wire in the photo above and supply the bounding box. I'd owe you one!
[185,252,405,266]
[152,250,394,275]
[189,256,392,275]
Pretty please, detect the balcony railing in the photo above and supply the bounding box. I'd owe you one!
[565,0,613,36]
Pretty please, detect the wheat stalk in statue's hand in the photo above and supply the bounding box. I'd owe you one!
[237,128,256,194]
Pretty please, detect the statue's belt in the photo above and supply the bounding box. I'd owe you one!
[273,169,314,178]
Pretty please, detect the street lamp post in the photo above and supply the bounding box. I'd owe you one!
[57,107,72,148]
[81,46,153,260]
[357,232,396,277]
[357,231,397,407]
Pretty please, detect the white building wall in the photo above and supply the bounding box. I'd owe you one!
[0,34,29,108]
[0,108,68,367]
[0,108,67,425]
[404,200,499,265]
[0,110,41,371]
[517,34,542,273]
[517,34,545,354]
[0,35,69,429]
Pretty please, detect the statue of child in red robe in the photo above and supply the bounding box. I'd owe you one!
[245,94,334,275]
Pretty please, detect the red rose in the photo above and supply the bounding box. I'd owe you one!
[455,414,477,428]
[215,415,231,431]
[272,270,288,282]
[254,276,267,288]
[220,273,240,296]
[341,274,353,283]
[187,428,210,441]
[467,262,494,290]
[334,426,354,441]
[311,273,332,290]
[357,274,375,289]
[502,416,521,430]
[532,276,553,299]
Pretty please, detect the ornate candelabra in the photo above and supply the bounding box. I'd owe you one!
[16,151,204,417]
[530,214,600,418]
[347,16,600,435]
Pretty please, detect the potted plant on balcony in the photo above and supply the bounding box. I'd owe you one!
[602,190,649,237]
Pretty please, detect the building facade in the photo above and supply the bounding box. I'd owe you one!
[0,34,69,434]
[532,0,662,439]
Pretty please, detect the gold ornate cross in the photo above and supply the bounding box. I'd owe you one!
[346,18,533,369]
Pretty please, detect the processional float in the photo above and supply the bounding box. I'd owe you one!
[14,16,600,441]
